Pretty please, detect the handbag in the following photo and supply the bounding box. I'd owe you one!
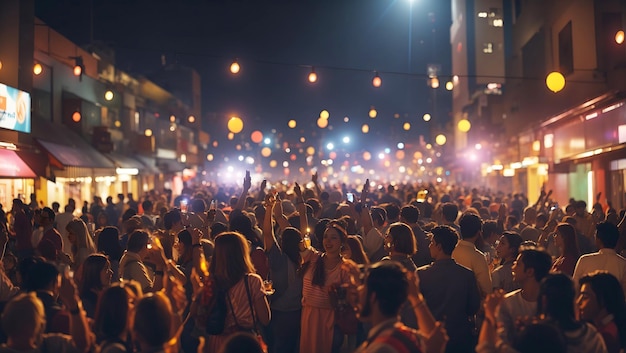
[329,283,359,335]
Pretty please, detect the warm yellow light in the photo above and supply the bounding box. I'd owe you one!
[170,115,176,123]
[317,117,328,128]
[33,63,43,75]
[430,77,439,89]
[423,113,431,122]
[104,90,114,101]
[288,119,297,128]
[228,116,244,133]
[396,150,405,160]
[228,132,234,140]
[403,122,411,131]
[207,154,214,161]
[144,129,153,137]
[363,151,371,161]
[115,120,121,128]
[435,134,447,146]
[546,71,566,93]
[261,147,272,157]
[369,109,377,119]
[188,115,195,123]
[308,68,317,83]
[305,146,314,155]
[372,72,382,87]
[72,111,81,122]
[73,65,82,76]
[532,140,541,152]
[0,60,3,71]
[458,119,471,132]
[230,60,240,74]
[269,160,278,168]
[320,110,329,120]
[413,151,423,160]
[445,81,454,90]
[251,130,263,144]
[300,137,306,143]
[426,143,432,150]
[362,124,369,134]
[212,141,219,147]
[616,30,625,44]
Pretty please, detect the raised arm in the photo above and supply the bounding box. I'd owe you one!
[294,182,308,237]
[59,272,94,353]
[360,179,374,236]
[257,179,268,202]
[234,170,252,211]
[190,227,207,278]
[312,172,322,198]
[273,193,291,232]
[263,194,277,251]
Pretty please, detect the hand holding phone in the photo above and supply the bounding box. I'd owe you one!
[346,193,354,203]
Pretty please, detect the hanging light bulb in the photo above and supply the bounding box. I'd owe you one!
[308,67,317,83]
[33,63,43,75]
[372,72,382,87]
[104,90,114,101]
[430,77,440,89]
[230,59,240,74]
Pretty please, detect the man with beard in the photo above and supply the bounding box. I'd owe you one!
[354,261,448,353]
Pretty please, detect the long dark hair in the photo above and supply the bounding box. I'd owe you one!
[79,254,109,298]
[311,222,347,287]
[281,227,303,273]
[537,273,581,331]
[556,223,580,259]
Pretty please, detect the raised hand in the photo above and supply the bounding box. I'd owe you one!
[294,182,303,198]
[243,170,252,191]
[312,172,318,184]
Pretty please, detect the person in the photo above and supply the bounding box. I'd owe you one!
[119,230,164,293]
[496,247,552,344]
[36,207,64,261]
[0,292,91,353]
[56,204,76,255]
[360,206,386,262]
[382,222,417,272]
[97,226,124,281]
[578,271,626,353]
[400,205,433,267]
[354,261,448,353]
[537,273,608,352]
[299,221,358,353]
[343,235,370,266]
[66,218,96,270]
[204,231,270,352]
[551,223,581,276]
[418,225,481,353]
[131,292,174,353]
[93,283,141,353]
[452,213,492,297]
[218,332,265,353]
[491,231,522,292]
[10,199,33,261]
[573,221,626,295]
[79,254,112,318]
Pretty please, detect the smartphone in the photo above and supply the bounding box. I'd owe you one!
[346,193,354,203]
[210,200,217,210]
[180,199,188,213]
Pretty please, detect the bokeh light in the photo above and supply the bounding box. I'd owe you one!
[545,71,565,93]
[288,120,297,128]
[458,119,471,132]
[362,124,369,134]
[320,110,329,119]
[72,111,81,122]
[230,60,240,74]
[251,130,263,144]
[144,129,152,137]
[261,147,272,157]
[317,117,328,128]
[435,134,447,146]
[33,63,42,75]
[228,116,244,133]
[616,30,625,44]
[403,122,411,131]
[369,108,377,119]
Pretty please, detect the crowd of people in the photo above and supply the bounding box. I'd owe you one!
[0,174,624,353]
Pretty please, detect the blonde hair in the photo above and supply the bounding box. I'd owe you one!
[66,218,96,259]
[210,231,256,288]
[1,292,46,338]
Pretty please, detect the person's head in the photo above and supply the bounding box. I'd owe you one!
[132,292,173,349]
[191,198,206,213]
[574,200,587,216]
[39,207,55,226]
[210,221,228,239]
[523,207,538,224]
[210,232,255,288]
[175,229,193,262]
[127,230,150,255]
[21,259,60,293]
[537,273,577,329]
[323,221,348,256]
[512,323,567,353]
[386,222,416,256]
[383,203,400,221]
[441,202,458,223]
[51,201,60,213]
[578,271,626,329]
[536,213,548,229]
[370,207,387,228]
[358,261,408,321]
[400,205,419,224]
[230,211,261,247]
[595,221,619,249]
[96,211,107,227]
[512,247,552,284]
[1,293,46,343]
[429,225,459,258]
[97,226,123,261]
[79,254,112,297]
[495,231,523,262]
[66,218,95,253]
[218,332,264,353]
[94,283,137,342]
[281,227,304,268]
[482,220,500,244]
[459,213,482,240]
[141,200,153,214]
[342,235,369,265]
[163,209,182,231]
[555,223,580,257]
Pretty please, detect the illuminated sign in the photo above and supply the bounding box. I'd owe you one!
[0,83,31,133]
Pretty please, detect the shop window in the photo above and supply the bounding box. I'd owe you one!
[559,21,574,75]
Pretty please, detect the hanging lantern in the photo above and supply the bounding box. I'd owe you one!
[228,116,244,133]
[545,72,565,93]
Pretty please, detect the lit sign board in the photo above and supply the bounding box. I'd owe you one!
[0,83,31,133]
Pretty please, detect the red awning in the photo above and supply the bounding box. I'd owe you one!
[0,149,37,178]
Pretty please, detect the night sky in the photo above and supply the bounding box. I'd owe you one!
[35,0,452,153]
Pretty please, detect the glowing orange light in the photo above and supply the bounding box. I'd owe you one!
[73,65,82,76]
[230,60,240,74]
[33,63,43,75]
[72,111,81,122]
[372,72,382,87]
[251,130,263,144]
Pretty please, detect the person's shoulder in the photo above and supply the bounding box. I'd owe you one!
[42,333,79,353]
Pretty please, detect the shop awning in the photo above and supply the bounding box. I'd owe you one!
[135,155,161,175]
[157,158,187,173]
[0,149,37,178]
[38,140,115,169]
[105,152,145,170]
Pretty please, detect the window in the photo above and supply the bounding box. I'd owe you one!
[483,43,494,53]
[492,19,503,27]
[558,21,574,75]
[478,12,488,18]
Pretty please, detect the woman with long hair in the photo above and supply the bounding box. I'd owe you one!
[382,222,416,271]
[66,218,96,269]
[79,253,113,318]
[93,281,142,352]
[578,271,626,353]
[263,191,305,353]
[551,223,581,276]
[300,220,359,353]
[492,231,523,292]
[97,226,123,281]
[205,231,270,352]
[537,273,608,353]
[342,235,369,266]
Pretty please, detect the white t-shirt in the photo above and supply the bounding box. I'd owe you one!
[496,289,537,344]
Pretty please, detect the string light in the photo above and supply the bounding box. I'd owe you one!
[230,59,240,74]
[33,63,43,75]
[372,72,382,87]
[308,67,317,83]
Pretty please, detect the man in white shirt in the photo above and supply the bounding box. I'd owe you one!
[452,213,492,297]
[573,221,626,295]
[496,247,552,344]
